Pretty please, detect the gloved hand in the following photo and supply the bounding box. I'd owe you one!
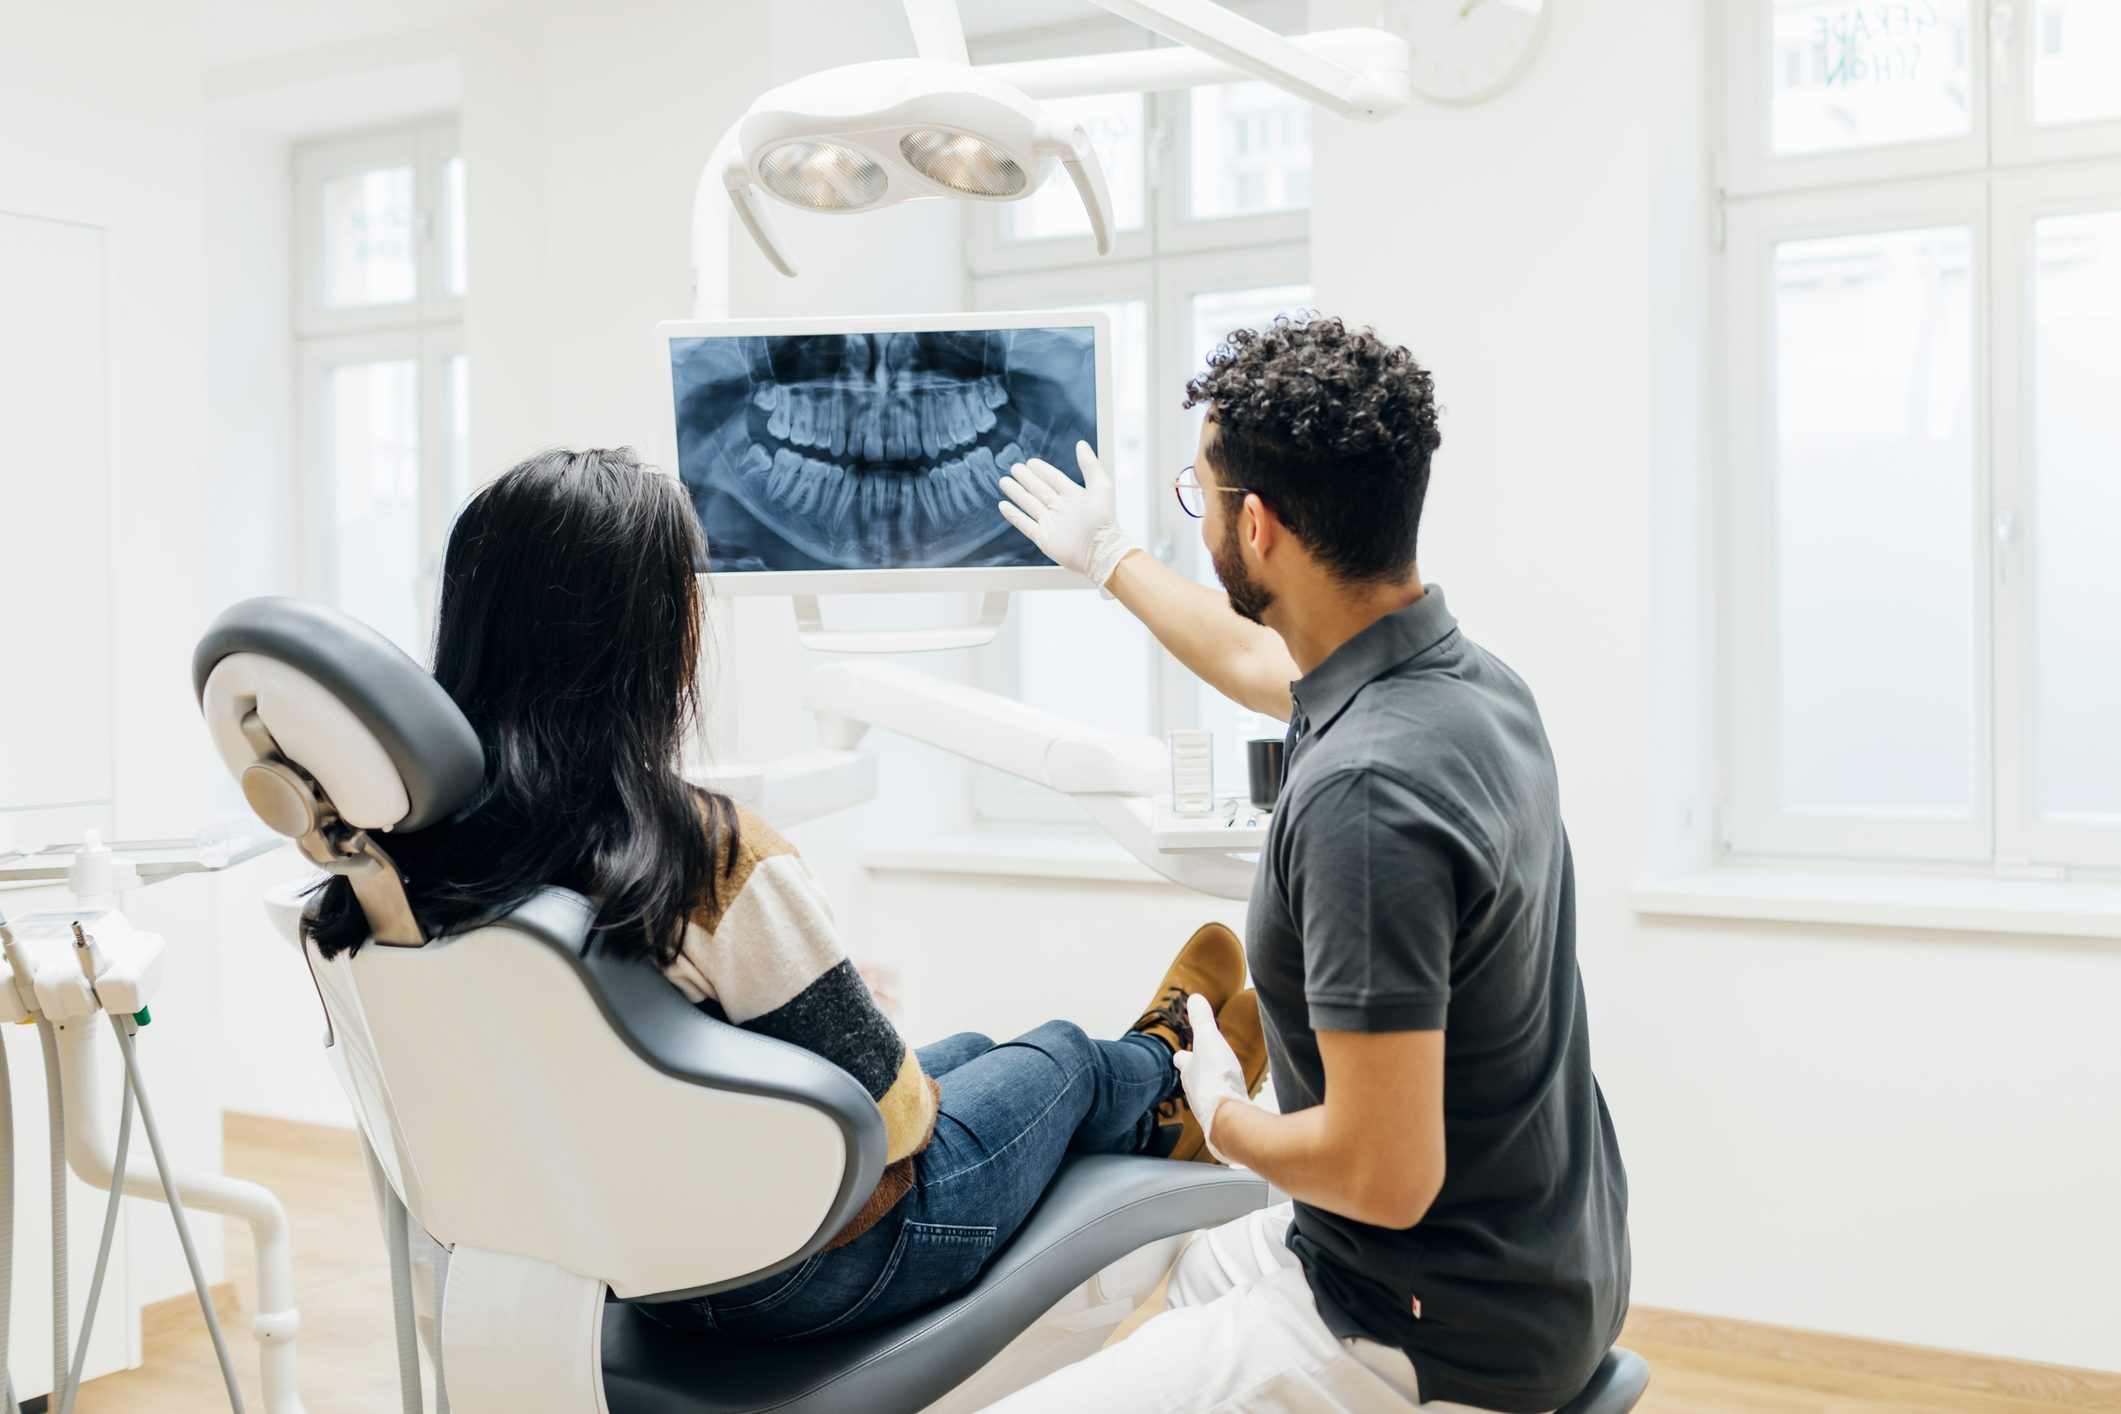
[996,440,1136,596]
[1171,993,1252,1164]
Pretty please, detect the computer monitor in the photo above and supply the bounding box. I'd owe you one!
[655,311,1111,594]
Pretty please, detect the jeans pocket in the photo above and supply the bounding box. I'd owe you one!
[788,1221,997,1342]
[708,1253,825,1318]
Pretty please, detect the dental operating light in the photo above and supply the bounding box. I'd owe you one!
[712,58,1115,279]
[699,0,1409,288]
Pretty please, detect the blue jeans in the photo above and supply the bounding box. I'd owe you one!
[638,1022,1177,1342]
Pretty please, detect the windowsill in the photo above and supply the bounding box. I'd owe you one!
[1632,865,2121,941]
[860,829,1168,886]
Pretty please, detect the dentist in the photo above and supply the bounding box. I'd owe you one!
[994,316,1629,1413]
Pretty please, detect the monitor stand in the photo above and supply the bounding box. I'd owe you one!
[792,590,1012,653]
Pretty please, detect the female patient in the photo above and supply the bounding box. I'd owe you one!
[304,447,1268,1342]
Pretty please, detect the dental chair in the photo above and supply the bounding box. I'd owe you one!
[191,596,1270,1414]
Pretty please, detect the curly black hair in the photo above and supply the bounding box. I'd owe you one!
[1183,314,1441,584]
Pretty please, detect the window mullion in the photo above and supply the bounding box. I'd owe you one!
[1985,176,2019,866]
[1987,162,2121,869]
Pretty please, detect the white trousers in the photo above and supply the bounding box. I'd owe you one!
[987,1204,1508,1414]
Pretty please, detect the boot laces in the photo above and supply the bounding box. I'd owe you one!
[1134,984,1194,1051]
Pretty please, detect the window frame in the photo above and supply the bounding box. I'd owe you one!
[1149,241,1311,744]
[293,118,466,659]
[1718,0,2121,873]
[966,260,1162,827]
[1157,82,1312,254]
[960,55,1314,827]
[293,118,463,338]
[1991,6,2121,167]
[967,88,1159,276]
[1721,0,1993,198]
[1720,179,1996,864]
[1988,159,2121,868]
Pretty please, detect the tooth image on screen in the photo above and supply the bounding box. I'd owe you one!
[669,327,1097,572]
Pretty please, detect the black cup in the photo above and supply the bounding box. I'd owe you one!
[1247,737,1287,813]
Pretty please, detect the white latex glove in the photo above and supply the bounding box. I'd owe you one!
[1171,993,1252,1164]
[996,440,1135,596]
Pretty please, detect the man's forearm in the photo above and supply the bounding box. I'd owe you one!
[1211,1100,1441,1231]
[1105,549,1297,721]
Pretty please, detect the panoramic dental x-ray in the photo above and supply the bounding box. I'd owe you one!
[670,326,1098,572]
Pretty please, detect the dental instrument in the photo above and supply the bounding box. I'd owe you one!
[98,941,249,1413]
[1,840,305,1414]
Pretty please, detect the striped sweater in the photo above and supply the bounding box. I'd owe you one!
[663,802,938,1247]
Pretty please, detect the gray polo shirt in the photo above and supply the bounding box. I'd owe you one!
[1246,587,1629,1414]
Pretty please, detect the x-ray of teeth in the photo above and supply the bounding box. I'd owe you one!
[669,326,1098,573]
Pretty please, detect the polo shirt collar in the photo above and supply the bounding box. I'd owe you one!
[1289,585,1457,733]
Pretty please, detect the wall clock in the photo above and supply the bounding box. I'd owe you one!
[1401,0,1550,105]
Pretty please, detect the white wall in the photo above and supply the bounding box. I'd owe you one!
[204,120,298,613]
[0,0,230,1367]
[1304,0,2121,1374]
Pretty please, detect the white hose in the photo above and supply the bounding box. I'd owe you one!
[381,1171,423,1414]
[432,1246,450,1414]
[58,1073,130,1414]
[0,1026,19,1414]
[55,1021,305,1414]
[358,1133,426,1414]
[37,1021,67,1413]
[109,1017,246,1412]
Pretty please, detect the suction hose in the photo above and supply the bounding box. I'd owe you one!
[383,1171,423,1414]
[360,1135,425,1414]
[109,1015,246,1412]
[37,1020,67,1412]
[57,1073,130,1414]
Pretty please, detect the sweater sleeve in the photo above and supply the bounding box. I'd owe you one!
[665,806,938,1166]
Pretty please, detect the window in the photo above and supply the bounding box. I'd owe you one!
[295,119,467,659]
[1721,1,2121,870]
[967,32,1312,824]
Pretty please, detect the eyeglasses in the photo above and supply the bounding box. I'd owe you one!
[1172,465,1252,520]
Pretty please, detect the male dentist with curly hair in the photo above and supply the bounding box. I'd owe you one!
[990,317,1630,1414]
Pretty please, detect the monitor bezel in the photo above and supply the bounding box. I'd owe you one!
[653,309,1112,596]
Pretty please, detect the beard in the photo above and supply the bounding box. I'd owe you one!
[1211,513,1274,625]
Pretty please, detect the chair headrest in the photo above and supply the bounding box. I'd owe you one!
[193,597,482,835]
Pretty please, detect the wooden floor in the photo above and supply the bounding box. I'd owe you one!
[69,1115,2121,1413]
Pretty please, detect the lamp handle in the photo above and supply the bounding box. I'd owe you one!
[729,180,798,278]
[1042,123,1115,256]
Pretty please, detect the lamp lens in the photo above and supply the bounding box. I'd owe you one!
[898,128,1028,198]
[757,141,888,210]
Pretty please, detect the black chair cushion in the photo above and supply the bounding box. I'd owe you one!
[602,1154,1269,1414]
[1556,1346,1650,1414]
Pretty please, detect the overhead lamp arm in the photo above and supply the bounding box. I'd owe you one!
[900,0,969,65]
[1036,120,1116,255]
[979,26,1407,114]
[1093,0,1359,105]
[906,0,1404,116]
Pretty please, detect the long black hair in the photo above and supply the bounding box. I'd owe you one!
[304,447,738,963]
